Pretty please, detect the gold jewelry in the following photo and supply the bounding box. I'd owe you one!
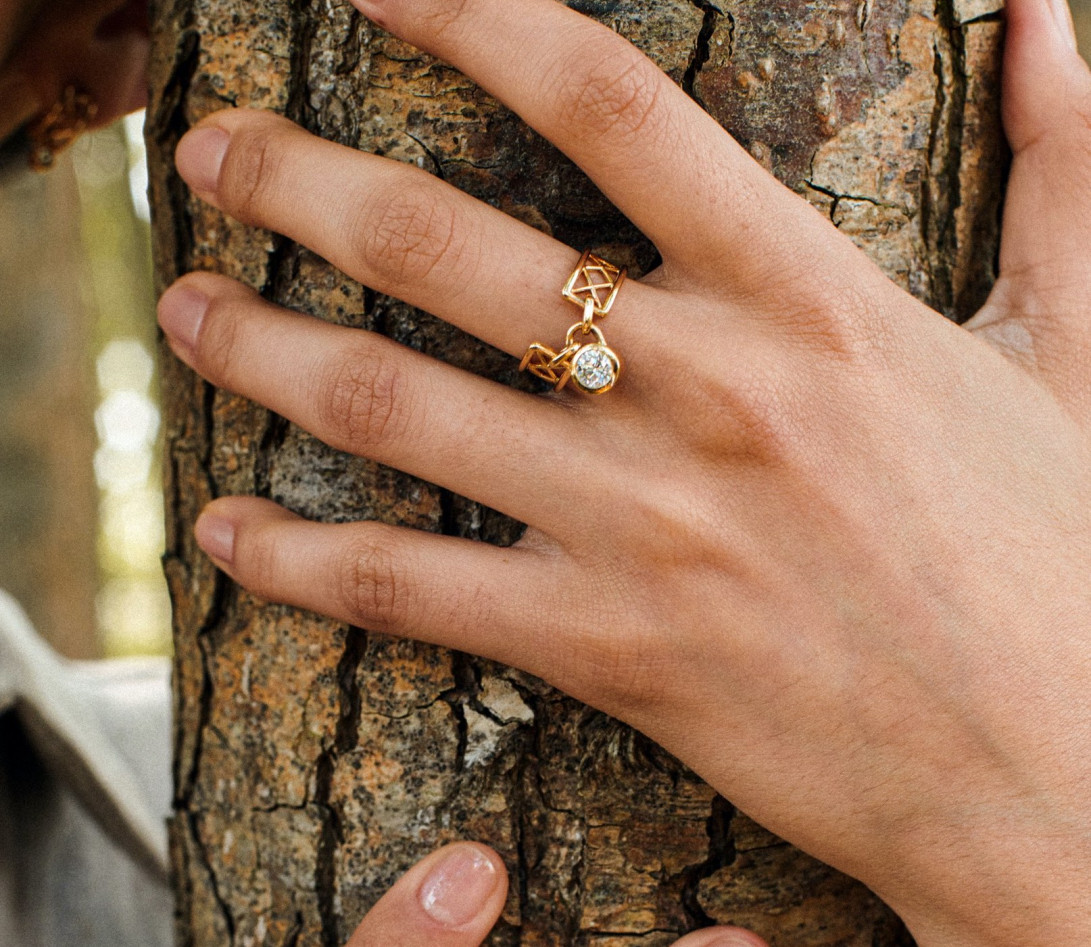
[27,86,98,172]
[562,250,627,316]
[521,251,626,395]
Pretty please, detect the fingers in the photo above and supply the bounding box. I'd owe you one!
[158,273,587,527]
[174,109,665,357]
[346,0,835,283]
[343,842,507,947]
[194,496,563,673]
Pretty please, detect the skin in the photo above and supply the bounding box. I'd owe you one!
[157,0,1091,942]
[0,0,765,940]
[3,0,1088,938]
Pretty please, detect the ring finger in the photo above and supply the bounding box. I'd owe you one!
[158,272,612,528]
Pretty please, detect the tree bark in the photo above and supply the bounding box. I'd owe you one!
[147,0,1006,943]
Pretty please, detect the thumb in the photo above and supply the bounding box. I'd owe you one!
[671,927,770,947]
[993,0,1090,285]
[344,842,508,947]
[968,0,1091,415]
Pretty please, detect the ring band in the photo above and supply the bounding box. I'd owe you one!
[562,250,627,317]
[520,251,626,395]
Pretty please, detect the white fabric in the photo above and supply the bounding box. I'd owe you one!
[0,589,172,946]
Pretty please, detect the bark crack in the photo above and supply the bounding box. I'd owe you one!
[682,0,722,108]
[804,179,909,228]
[962,10,1003,24]
[407,132,447,179]
[188,810,237,943]
[438,651,479,771]
[921,0,969,318]
[280,911,305,947]
[679,794,735,927]
[314,626,367,947]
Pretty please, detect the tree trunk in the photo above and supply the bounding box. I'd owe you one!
[147,0,1006,943]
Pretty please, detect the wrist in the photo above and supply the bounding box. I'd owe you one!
[883,824,1091,947]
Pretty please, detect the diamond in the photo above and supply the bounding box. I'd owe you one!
[571,344,618,393]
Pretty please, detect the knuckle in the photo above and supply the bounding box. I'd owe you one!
[195,294,244,385]
[218,123,282,224]
[762,263,889,362]
[337,535,410,630]
[238,523,281,601]
[728,381,809,465]
[554,43,666,144]
[679,361,805,467]
[353,183,465,288]
[413,0,475,43]
[566,623,671,712]
[808,278,891,359]
[317,349,413,452]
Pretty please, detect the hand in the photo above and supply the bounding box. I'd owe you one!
[157,0,1091,943]
[342,842,763,947]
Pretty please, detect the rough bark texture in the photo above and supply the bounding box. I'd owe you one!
[148,0,1006,943]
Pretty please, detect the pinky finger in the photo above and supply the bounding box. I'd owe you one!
[194,496,559,671]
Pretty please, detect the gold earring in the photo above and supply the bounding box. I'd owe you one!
[27,86,98,172]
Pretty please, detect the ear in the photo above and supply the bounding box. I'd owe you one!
[74,0,151,127]
[0,0,149,144]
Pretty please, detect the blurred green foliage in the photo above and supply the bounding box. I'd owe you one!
[73,116,171,657]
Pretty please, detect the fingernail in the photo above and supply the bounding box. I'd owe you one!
[176,126,230,195]
[158,284,209,359]
[1049,0,1078,52]
[195,513,236,564]
[418,847,499,928]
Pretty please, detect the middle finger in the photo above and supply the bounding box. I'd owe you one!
[158,271,602,529]
[351,0,837,279]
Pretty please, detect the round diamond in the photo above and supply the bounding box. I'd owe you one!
[571,344,618,393]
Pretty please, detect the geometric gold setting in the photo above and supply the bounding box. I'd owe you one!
[520,322,621,395]
[520,340,582,389]
[561,250,627,317]
[521,250,627,395]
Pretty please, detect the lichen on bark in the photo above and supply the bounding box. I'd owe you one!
[147,0,1004,943]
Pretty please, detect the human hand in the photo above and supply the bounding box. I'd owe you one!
[157,0,1091,943]
[341,842,763,947]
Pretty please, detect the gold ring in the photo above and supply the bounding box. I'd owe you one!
[520,251,626,395]
[563,250,627,317]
